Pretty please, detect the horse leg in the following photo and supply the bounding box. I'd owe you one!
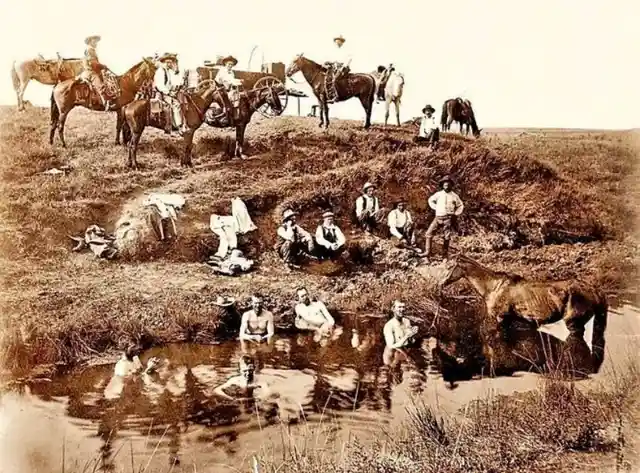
[17,79,28,111]
[58,111,69,148]
[323,100,330,129]
[115,109,124,146]
[49,97,59,145]
[182,130,194,167]
[235,125,247,159]
[128,132,142,170]
[384,99,390,126]
[395,100,401,127]
[318,98,325,128]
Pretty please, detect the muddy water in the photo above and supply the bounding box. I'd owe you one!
[1,304,638,473]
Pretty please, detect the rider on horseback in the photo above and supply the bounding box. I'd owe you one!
[153,53,187,135]
[376,64,394,102]
[78,35,113,111]
[323,35,351,100]
[214,55,242,125]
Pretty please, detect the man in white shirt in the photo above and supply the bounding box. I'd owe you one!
[355,182,384,233]
[214,55,242,125]
[314,211,346,260]
[323,35,351,101]
[294,287,336,334]
[415,105,439,149]
[425,175,464,260]
[275,209,315,269]
[153,53,187,135]
[383,300,419,349]
[387,200,418,250]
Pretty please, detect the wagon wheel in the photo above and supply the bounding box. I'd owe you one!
[196,78,217,93]
[253,76,288,118]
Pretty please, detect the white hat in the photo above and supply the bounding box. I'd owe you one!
[363,182,375,192]
[214,295,236,307]
[322,211,334,218]
[282,209,298,221]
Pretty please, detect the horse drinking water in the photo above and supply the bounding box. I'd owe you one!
[285,54,375,130]
[438,255,608,376]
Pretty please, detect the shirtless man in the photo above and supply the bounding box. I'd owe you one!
[239,295,275,343]
[294,287,336,334]
[383,300,419,349]
[213,355,270,400]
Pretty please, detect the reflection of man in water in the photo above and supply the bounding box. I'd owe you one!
[239,295,275,343]
[213,355,270,400]
[383,300,419,349]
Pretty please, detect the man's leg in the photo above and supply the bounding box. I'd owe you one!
[91,74,109,110]
[441,217,453,259]
[278,240,294,265]
[357,212,371,232]
[172,101,186,133]
[424,218,441,257]
[212,228,229,259]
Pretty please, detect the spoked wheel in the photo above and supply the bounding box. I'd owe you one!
[253,76,288,118]
[196,79,217,93]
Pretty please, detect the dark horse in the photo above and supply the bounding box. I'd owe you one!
[203,84,283,159]
[120,84,283,169]
[440,98,482,137]
[285,54,375,129]
[49,58,157,148]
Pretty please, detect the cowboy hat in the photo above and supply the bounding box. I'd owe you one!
[362,182,375,192]
[322,211,334,218]
[85,35,101,45]
[422,105,436,114]
[333,35,346,42]
[157,53,178,63]
[394,198,407,207]
[221,55,238,66]
[214,295,236,307]
[439,175,454,186]
[282,209,298,221]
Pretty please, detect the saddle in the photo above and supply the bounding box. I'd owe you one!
[323,65,349,103]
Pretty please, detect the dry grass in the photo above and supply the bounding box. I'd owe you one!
[0,106,637,375]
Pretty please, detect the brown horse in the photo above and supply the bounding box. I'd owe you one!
[285,54,375,129]
[120,84,283,168]
[440,98,482,137]
[437,254,608,376]
[11,55,85,111]
[203,84,284,159]
[49,58,156,148]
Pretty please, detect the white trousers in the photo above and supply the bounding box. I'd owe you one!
[213,225,237,258]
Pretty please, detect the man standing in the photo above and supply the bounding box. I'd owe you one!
[383,300,419,349]
[314,211,346,260]
[424,176,464,260]
[415,105,439,149]
[294,287,336,335]
[79,35,112,111]
[355,182,384,233]
[153,53,187,135]
[214,55,242,125]
[275,209,315,269]
[239,295,275,343]
[387,199,418,250]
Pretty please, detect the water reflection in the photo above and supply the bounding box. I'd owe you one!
[8,309,604,469]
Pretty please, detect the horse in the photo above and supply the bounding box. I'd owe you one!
[285,54,375,129]
[203,84,284,159]
[11,54,85,111]
[49,58,157,148]
[121,84,283,169]
[440,98,482,137]
[376,69,405,126]
[437,254,608,377]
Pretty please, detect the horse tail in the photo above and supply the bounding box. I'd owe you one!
[50,90,59,124]
[440,101,448,128]
[590,296,608,372]
[10,61,20,91]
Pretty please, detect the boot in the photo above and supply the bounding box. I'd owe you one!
[424,237,432,260]
[442,239,450,260]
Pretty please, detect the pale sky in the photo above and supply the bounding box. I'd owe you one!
[1,0,638,129]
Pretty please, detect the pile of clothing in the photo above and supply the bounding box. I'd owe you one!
[70,224,118,259]
[142,193,186,241]
[206,198,257,275]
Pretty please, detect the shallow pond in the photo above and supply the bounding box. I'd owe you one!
[1,303,638,473]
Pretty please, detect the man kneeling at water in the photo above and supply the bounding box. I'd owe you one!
[294,287,336,334]
[239,295,275,343]
[213,355,270,400]
[383,300,419,349]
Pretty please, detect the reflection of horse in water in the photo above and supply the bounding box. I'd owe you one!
[437,255,608,378]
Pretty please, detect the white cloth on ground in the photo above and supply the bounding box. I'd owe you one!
[143,193,186,220]
[210,198,256,259]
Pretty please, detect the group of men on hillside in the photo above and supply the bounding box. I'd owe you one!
[272,177,464,269]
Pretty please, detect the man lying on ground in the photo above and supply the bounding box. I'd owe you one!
[239,295,275,343]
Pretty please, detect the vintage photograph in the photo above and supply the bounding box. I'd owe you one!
[0,0,638,472]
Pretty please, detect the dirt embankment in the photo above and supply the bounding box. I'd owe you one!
[0,107,637,374]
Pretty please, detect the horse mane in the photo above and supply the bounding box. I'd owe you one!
[456,254,524,282]
[123,58,153,76]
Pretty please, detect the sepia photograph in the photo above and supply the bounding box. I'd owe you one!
[0,0,638,472]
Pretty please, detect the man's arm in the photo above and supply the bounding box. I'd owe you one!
[213,379,235,400]
[388,211,403,238]
[383,322,397,348]
[428,192,439,211]
[154,69,171,95]
[373,197,380,214]
[297,226,312,242]
[264,312,275,340]
[277,225,293,241]
[315,226,330,249]
[335,227,346,247]
[355,196,364,217]
[319,302,335,326]
[454,194,464,215]
[239,312,254,341]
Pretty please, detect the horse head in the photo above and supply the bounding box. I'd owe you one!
[285,53,304,77]
[438,255,468,288]
[473,128,483,138]
[258,85,283,116]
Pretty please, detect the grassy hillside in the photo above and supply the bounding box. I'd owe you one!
[0,106,637,372]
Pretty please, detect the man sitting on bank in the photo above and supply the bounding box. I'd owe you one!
[314,211,346,260]
[387,199,420,252]
[355,182,384,233]
[239,295,275,343]
[294,287,336,335]
[275,209,315,269]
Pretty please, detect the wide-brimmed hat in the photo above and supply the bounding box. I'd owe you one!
[157,53,178,63]
[322,211,334,218]
[422,105,435,115]
[214,295,236,307]
[362,182,375,192]
[439,175,454,186]
[221,55,238,66]
[282,209,298,222]
[85,35,101,45]
[394,199,407,207]
[333,35,346,43]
